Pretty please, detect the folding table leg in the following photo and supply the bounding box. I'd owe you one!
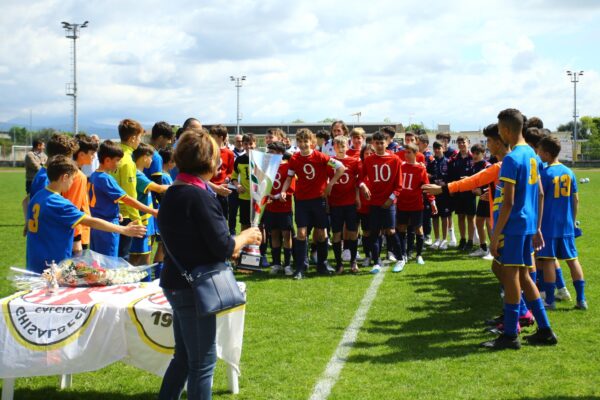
[1,378,15,400]
[226,365,239,394]
[60,374,72,389]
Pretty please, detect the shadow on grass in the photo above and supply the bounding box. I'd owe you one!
[7,388,157,399]
[348,268,502,363]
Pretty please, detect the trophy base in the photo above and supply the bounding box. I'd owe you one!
[237,246,265,272]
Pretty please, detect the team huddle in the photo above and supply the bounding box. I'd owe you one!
[23,109,586,350]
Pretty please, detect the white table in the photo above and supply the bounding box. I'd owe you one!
[0,282,245,400]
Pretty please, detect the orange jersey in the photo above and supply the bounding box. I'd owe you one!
[448,162,501,223]
[62,169,91,244]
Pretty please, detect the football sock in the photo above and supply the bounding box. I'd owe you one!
[466,240,473,248]
[371,235,382,265]
[544,281,556,304]
[519,296,529,317]
[283,247,292,267]
[459,238,466,247]
[310,242,317,256]
[407,231,415,256]
[503,303,520,337]
[362,236,371,259]
[555,267,566,289]
[416,234,424,256]
[398,232,407,258]
[333,241,343,266]
[527,298,551,329]
[272,246,282,266]
[348,239,358,262]
[294,238,308,272]
[317,240,329,267]
[529,269,537,284]
[386,234,401,260]
[573,280,586,302]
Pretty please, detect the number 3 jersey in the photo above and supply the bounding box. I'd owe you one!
[540,162,578,238]
[360,153,403,207]
[287,150,340,201]
[266,161,295,213]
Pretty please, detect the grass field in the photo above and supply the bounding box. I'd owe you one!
[1,168,599,399]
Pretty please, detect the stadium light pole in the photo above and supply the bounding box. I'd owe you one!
[567,70,583,162]
[230,76,246,135]
[62,20,88,135]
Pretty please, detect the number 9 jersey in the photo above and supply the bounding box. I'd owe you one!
[287,150,338,201]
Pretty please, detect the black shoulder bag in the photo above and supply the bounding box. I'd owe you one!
[162,235,246,318]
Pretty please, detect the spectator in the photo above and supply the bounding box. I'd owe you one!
[24,139,47,194]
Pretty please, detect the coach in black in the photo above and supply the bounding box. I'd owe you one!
[158,128,261,400]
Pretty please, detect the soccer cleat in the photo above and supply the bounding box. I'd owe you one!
[430,239,441,249]
[424,235,433,246]
[362,257,371,267]
[392,259,405,273]
[439,240,449,250]
[544,301,557,311]
[416,255,425,265]
[270,265,283,275]
[519,311,536,327]
[388,252,397,262]
[293,271,304,280]
[484,314,504,326]
[480,334,521,350]
[575,300,588,310]
[284,265,294,276]
[523,328,558,346]
[325,262,336,273]
[555,287,572,302]
[482,251,494,260]
[487,322,521,335]
[370,264,381,274]
[341,249,351,262]
[469,248,488,257]
[350,262,359,274]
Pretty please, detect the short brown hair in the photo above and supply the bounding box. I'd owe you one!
[209,124,228,139]
[527,116,544,129]
[471,143,486,154]
[381,126,396,139]
[333,136,348,148]
[98,140,124,163]
[436,132,451,141]
[132,143,154,161]
[74,134,99,158]
[456,135,468,143]
[497,108,524,135]
[47,155,79,181]
[350,127,366,138]
[537,135,561,159]
[47,134,79,158]
[405,143,419,153]
[174,129,220,175]
[417,134,429,144]
[242,133,256,144]
[296,128,315,142]
[118,119,144,142]
[266,128,286,140]
[524,127,545,147]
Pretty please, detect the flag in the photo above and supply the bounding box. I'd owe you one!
[249,150,282,226]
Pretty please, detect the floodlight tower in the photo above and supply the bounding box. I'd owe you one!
[230,76,246,135]
[351,111,362,123]
[566,70,583,161]
[62,20,88,135]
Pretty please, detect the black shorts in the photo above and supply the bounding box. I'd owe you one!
[358,212,370,232]
[476,199,490,218]
[295,198,328,229]
[330,204,358,233]
[238,199,251,226]
[453,192,476,215]
[434,193,453,217]
[396,210,424,228]
[263,210,293,231]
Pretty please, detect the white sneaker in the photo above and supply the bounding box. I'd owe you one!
[370,264,381,274]
[449,229,457,247]
[482,251,494,260]
[270,265,283,275]
[469,248,487,257]
[556,287,572,302]
[430,239,441,249]
[388,253,397,262]
[362,257,371,267]
[424,236,433,246]
[284,265,294,276]
[392,259,405,273]
[341,249,351,262]
[355,251,363,261]
[439,240,449,250]
[416,256,425,265]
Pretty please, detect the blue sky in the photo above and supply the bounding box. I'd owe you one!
[1,0,599,133]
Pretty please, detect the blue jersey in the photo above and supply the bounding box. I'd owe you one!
[540,163,578,238]
[143,149,163,180]
[135,171,155,234]
[26,188,86,273]
[89,171,127,220]
[427,156,450,185]
[29,167,49,198]
[498,144,539,235]
[161,173,174,185]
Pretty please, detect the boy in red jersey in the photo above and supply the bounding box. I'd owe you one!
[358,144,374,267]
[359,131,404,274]
[208,125,234,217]
[281,128,345,279]
[329,136,361,274]
[397,132,426,163]
[395,144,437,270]
[346,128,365,158]
[264,142,296,276]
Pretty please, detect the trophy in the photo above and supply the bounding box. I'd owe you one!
[238,149,282,271]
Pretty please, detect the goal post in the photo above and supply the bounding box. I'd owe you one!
[11,145,30,167]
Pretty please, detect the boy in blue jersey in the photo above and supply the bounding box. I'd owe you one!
[130,143,169,268]
[89,141,159,258]
[482,108,557,350]
[26,156,146,273]
[536,136,587,310]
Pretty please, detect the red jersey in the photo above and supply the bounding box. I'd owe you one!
[397,162,434,211]
[267,162,295,213]
[346,148,361,159]
[328,156,360,207]
[396,149,426,164]
[211,147,235,185]
[288,150,339,201]
[361,153,403,206]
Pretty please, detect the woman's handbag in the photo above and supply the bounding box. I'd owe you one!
[162,240,246,317]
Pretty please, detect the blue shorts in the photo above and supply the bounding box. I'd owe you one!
[537,236,578,260]
[263,210,293,231]
[369,205,396,233]
[358,212,370,232]
[130,231,153,255]
[495,234,534,268]
[330,205,358,233]
[295,197,328,229]
[90,218,120,258]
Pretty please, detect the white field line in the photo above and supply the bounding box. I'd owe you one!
[309,266,388,400]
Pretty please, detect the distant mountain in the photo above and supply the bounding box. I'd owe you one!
[0,118,122,140]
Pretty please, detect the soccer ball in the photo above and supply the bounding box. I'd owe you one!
[585,178,590,183]
[580,178,586,184]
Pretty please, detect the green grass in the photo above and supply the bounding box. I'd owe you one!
[1,168,599,399]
